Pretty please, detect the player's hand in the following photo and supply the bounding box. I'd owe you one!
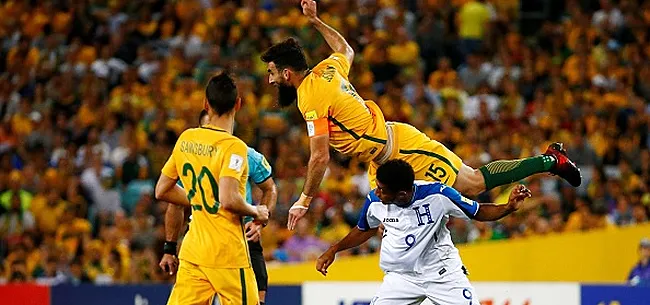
[245,221,262,242]
[506,184,532,212]
[301,0,318,22]
[288,205,308,230]
[159,254,179,276]
[254,205,269,224]
[316,248,337,276]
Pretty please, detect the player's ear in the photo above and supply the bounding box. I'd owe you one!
[234,97,242,112]
[396,191,410,203]
[203,98,210,112]
[282,68,290,81]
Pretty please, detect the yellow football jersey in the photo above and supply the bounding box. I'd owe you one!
[297,53,388,163]
[161,124,250,269]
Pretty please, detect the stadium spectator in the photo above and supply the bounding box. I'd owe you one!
[628,238,650,286]
[282,218,328,263]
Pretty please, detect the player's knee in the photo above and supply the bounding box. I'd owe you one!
[466,168,486,196]
[455,167,485,197]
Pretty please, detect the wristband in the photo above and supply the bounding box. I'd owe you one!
[163,241,177,255]
[300,193,313,207]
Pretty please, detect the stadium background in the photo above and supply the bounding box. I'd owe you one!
[1,0,650,304]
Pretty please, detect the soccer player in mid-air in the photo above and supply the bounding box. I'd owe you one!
[261,0,581,230]
[159,110,278,305]
[316,159,532,304]
[155,72,268,305]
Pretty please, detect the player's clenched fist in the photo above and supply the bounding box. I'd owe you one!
[254,205,269,224]
[506,184,532,212]
[316,249,336,276]
[159,254,179,276]
[301,0,318,21]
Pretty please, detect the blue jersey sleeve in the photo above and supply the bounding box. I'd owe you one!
[439,184,479,219]
[357,190,381,231]
[247,147,272,184]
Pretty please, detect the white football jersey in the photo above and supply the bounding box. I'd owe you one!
[357,181,479,281]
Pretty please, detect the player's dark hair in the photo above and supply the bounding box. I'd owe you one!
[376,159,415,193]
[260,38,309,72]
[198,109,208,125]
[205,72,238,116]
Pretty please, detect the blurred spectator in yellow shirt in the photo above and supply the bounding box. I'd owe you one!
[30,189,68,234]
[56,206,91,260]
[457,0,494,58]
[428,57,458,90]
[388,27,420,70]
[319,208,353,245]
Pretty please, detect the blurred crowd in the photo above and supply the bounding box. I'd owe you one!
[1,0,650,285]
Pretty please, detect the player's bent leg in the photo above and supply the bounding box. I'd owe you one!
[371,273,427,305]
[167,260,216,305]
[248,241,268,303]
[476,142,582,191]
[425,276,480,305]
[455,143,583,195]
[451,164,487,197]
[386,123,463,187]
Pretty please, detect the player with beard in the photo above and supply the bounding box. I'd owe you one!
[262,0,582,230]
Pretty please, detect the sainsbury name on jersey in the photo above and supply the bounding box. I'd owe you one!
[179,140,217,157]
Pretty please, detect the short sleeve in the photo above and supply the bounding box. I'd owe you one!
[357,191,381,231]
[220,141,248,180]
[298,80,330,137]
[316,53,351,78]
[439,184,479,219]
[248,148,272,184]
[161,145,179,180]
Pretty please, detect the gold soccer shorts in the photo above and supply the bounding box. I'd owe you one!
[167,260,259,305]
[368,122,463,189]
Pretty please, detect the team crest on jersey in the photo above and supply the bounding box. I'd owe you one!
[305,110,318,120]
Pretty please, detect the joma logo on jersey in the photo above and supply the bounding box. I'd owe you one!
[383,217,399,223]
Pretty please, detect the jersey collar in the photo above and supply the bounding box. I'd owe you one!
[200,124,228,133]
[409,184,418,205]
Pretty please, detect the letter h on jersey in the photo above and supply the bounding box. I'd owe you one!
[413,204,434,226]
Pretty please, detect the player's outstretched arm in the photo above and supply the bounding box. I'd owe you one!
[316,226,378,276]
[474,185,531,221]
[288,134,330,230]
[155,175,190,206]
[220,176,269,223]
[301,0,354,64]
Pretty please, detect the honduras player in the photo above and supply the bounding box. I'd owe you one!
[316,159,531,305]
[160,109,277,305]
